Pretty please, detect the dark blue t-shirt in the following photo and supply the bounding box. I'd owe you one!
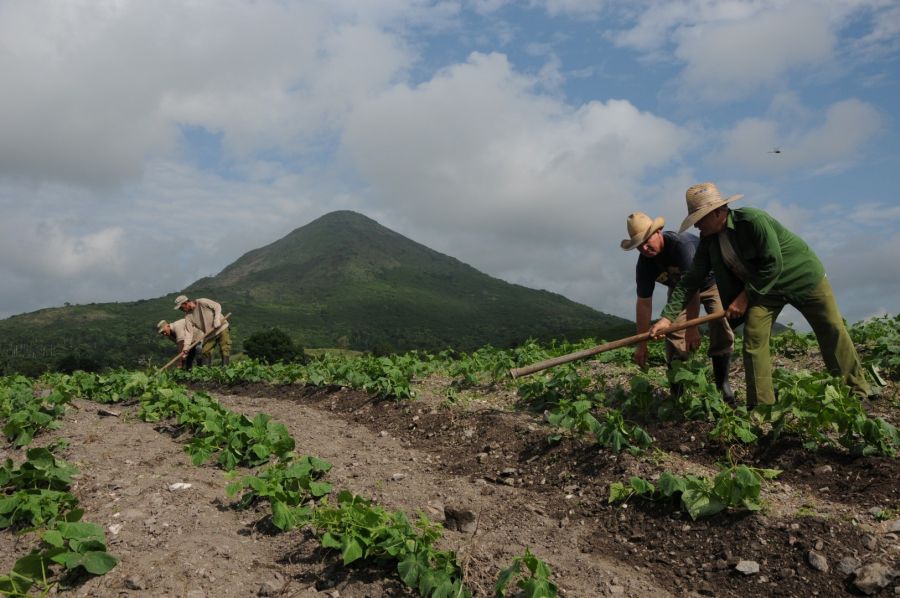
[636,231,714,298]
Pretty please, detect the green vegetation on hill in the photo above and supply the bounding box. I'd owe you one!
[0,211,631,375]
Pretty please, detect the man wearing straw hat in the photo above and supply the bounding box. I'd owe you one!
[157,319,200,370]
[174,295,231,366]
[649,182,870,408]
[621,212,735,401]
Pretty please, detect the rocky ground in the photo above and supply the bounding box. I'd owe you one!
[1,354,898,597]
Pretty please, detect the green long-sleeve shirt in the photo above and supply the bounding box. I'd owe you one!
[661,207,824,321]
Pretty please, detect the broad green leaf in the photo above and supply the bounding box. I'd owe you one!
[342,537,364,565]
[81,551,118,575]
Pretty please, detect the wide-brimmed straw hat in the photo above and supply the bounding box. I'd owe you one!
[620,212,665,251]
[173,295,189,310]
[678,182,743,233]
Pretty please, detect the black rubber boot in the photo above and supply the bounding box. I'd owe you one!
[712,354,735,406]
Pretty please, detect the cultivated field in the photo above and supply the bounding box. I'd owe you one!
[1,316,898,597]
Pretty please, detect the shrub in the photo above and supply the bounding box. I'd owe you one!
[243,328,305,364]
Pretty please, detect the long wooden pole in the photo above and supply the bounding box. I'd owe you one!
[509,311,726,379]
[158,313,231,373]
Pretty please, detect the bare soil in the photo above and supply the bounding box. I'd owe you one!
[1,359,898,597]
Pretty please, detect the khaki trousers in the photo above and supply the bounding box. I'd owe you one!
[666,285,734,364]
[201,327,232,364]
[743,276,870,405]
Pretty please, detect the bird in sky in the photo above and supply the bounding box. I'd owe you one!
[768,147,782,154]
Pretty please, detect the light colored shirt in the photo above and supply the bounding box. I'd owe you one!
[165,319,196,347]
[186,298,228,336]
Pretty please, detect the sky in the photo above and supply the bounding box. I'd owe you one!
[2,0,899,331]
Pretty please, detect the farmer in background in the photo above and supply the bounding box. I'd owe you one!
[649,182,870,409]
[157,319,199,370]
[622,212,735,401]
[174,295,231,366]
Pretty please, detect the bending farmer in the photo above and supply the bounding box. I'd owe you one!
[174,295,232,366]
[621,212,734,401]
[157,318,200,370]
[649,182,870,408]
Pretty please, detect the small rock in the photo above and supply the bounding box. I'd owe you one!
[678,444,690,453]
[852,562,898,595]
[500,468,518,476]
[108,523,124,536]
[889,520,900,534]
[444,507,477,533]
[379,430,389,437]
[863,533,878,551]
[813,465,832,475]
[124,576,145,590]
[168,483,192,491]
[476,453,488,463]
[426,499,445,521]
[837,556,862,577]
[815,540,824,551]
[869,507,884,518]
[389,473,406,482]
[258,580,283,596]
[735,560,760,575]
[807,550,829,572]
[608,585,625,595]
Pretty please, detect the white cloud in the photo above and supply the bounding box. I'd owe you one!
[610,0,898,102]
[342,51,688,315]
[717,98,883,174]
[0,0,413,187]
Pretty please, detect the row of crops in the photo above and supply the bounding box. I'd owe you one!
[1,313,897,595]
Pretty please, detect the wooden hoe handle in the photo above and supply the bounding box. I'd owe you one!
[509,311,726,379]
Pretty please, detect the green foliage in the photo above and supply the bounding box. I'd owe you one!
[516,365,593,411]
[608,464,781,520]
[0,448,82,530]
[760,369,899,456]
[226,455,333,531]
[850,314,900,379]
[177,352,434,401]
[0,521,117,595]
[495,549,558,597]
[137,385,295,470]
[310,490,470,597]
[55,353,103,374]
[770,325,816,357]
[0,376,72,446]
[243,327,306,364]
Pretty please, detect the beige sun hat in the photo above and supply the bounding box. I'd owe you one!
[678,182,743,233]
[620,212,665,251]
[156,319,169,334]
[173,295,189,310]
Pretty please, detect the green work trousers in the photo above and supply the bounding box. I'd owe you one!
[743,276,870,405]
[201,327,232,365]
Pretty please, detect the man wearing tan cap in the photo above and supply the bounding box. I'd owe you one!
[174,295,231,366]
[157,318,200,370]
[622,212,735,401]
[649,182,870,408]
